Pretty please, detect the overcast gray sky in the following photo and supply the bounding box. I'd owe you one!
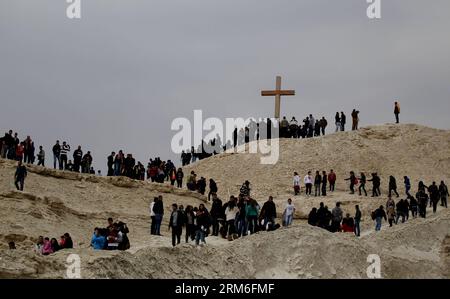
[1,0,449,172]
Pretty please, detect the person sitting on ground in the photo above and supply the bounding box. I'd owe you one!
[341,213,355,233]
[106,224,122,250]
[49,238,60,252]
[91,228,107,250]
[62,233,73,249]
[308,207,318,226]
[35,236,44,254]
[42,237,53,255]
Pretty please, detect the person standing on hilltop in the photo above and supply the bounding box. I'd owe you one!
[351,109,360,131]
[72,146,83,173]
[328,169,336,192]
[107,152,115,176]
[394,101,401,123]
[335,112,341,132]
[304,171,313,196]
[14,160,27,191]
[37,146,45,166]
[319,117,328,136]
[340,112,346,131]
[293,172,301,195]
[314,171,322,197]
[439,181,448,208]
[59,141,70,170]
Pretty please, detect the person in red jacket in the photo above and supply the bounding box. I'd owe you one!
[328,169,336,192]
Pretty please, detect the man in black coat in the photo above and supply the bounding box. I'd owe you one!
[107,152,115,176]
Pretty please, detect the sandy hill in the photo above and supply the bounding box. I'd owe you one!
[184,124,450,219]
[0,123,449,278]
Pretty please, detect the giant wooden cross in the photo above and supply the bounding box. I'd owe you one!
[261,76,295,119]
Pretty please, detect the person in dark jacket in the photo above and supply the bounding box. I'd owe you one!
[321,171,328,196]
[194,204,210,246]
[389,176,399,197]
[197,177,206,195]
[14,161,27,191]
[210,193,223,236]
[354,205,362,237]
[394,101,400,124]
[153,196,164,235]
[404,176,411,196]
[171,168,182,188]
[208,179,218,201]
[308,208,318,226]
[439,181,449,208]
[260,196,277,228]
[72,146,83,173]
[358,172,368,196]
[428,182,440,213]
[416,189,428,218]
[340,112,346,131]
[314,171,322,196]
[368,173,381,197]
[374,206,387,231]
[408,195,418,218]
[169,204,184,247]
[107,152,115,176]
[345,171,357,194]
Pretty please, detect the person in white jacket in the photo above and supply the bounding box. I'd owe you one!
[293,172,301,195]
[304,171,313,196]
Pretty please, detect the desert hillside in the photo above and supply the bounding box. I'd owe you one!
[184,124,450,218]
[0,123,449,279]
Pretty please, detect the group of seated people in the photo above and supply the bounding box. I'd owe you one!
[34,233,73,255]
[90,218,130,251]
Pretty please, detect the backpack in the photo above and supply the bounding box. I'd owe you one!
[371,211,376,220]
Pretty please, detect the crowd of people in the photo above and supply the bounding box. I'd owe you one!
[158,181,300,247]
[34,233,73,255]
[306,179,448,235]
[90,218,130,251]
